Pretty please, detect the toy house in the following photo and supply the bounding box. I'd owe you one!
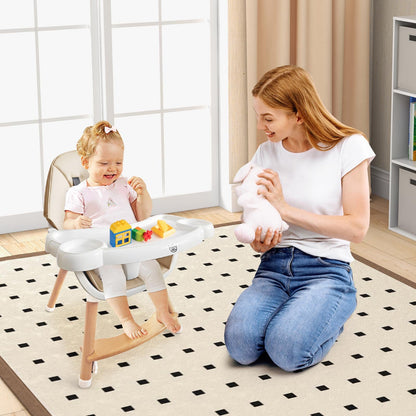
[110,220,132,247]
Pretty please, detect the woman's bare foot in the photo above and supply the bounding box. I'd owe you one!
[121,318,147,339]
[157,311,181,333]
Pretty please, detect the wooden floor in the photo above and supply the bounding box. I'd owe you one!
[1,196,416,416]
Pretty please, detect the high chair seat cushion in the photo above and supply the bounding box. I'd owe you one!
[44,150,89,230]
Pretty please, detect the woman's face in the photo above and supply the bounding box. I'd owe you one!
[253,97,299,143]
[82,140,124,187]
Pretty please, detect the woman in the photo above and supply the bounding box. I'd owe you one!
[224,65,375,371]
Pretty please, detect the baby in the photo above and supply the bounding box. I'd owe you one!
[64,121,181,339]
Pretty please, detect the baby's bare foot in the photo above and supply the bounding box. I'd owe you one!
[121,318,147,339]
[157,311,181,333]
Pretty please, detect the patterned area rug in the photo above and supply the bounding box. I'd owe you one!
[0,225,415,416]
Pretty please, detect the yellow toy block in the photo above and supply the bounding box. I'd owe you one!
[110,220,131,234]
[151,219,175,238]
[159,220,169,232]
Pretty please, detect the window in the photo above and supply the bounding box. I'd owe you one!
[0,0,94,222]
[108,0,218,213]
[0,0,218,232]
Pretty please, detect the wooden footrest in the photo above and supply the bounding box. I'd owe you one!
[88,313,175,361]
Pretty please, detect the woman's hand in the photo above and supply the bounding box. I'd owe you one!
[128,176,147,196]
[250,227,281,253]
[256,169,288,213]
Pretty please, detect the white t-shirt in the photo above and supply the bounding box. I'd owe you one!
[64,177,137,228]
[251,134,375,262]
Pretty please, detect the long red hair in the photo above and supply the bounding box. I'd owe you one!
[252,65,364,150]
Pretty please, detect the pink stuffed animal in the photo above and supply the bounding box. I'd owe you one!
[233,162,288,243]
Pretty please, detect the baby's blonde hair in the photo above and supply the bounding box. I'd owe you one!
[252,65,363,150]
[77,120,124,159]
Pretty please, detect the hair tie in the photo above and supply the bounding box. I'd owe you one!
[104,126,117,134]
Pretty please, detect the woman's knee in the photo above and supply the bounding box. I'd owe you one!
[264,332,337,372]
[224,319,262,365]
[224,282,281,365]
[269,351,312,372]
[265,342,313,372]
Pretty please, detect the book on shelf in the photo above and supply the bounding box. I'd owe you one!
[409,97,416,161]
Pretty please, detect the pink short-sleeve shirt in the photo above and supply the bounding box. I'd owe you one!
[65,177,137,227]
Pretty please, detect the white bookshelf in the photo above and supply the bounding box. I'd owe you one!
[389,16,416,241]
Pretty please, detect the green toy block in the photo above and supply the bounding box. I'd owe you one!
[132,227,145,241]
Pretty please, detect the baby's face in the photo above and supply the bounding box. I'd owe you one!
[84,140,124,187]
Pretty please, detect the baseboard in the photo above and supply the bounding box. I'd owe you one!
[0,212,49,234]
[370,165,389,199]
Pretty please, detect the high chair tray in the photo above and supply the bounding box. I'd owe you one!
[45,214,214,272]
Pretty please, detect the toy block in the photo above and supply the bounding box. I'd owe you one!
[151,219,175,238]
[143,230,152,241]
[109,220,132,247]
[132,227,145,241]
[132,227,152,242]
[159,220,169,232]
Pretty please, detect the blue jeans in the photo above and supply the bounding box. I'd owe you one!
[224,247,357,371]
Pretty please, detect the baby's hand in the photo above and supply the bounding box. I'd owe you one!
[128,176,147,196]
[75,215,92,229]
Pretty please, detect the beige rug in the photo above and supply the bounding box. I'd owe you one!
[1,225,415,416]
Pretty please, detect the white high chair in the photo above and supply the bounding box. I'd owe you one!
[43,150,213,388]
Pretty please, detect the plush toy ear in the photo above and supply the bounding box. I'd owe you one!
[233,162,253,183]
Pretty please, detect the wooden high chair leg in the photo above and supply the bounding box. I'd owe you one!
[79,301,98,388]
[77,304,177,388]
[45,268,68,312]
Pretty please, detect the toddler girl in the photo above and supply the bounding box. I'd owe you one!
[64,121,181,339]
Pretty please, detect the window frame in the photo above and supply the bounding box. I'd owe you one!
[0,0,220,233]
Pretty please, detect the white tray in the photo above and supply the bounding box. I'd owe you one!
[45,214,214,272]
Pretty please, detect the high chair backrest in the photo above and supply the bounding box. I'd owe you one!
[44,150,89,230]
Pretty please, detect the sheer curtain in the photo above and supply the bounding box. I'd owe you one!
[228,0,372,178]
